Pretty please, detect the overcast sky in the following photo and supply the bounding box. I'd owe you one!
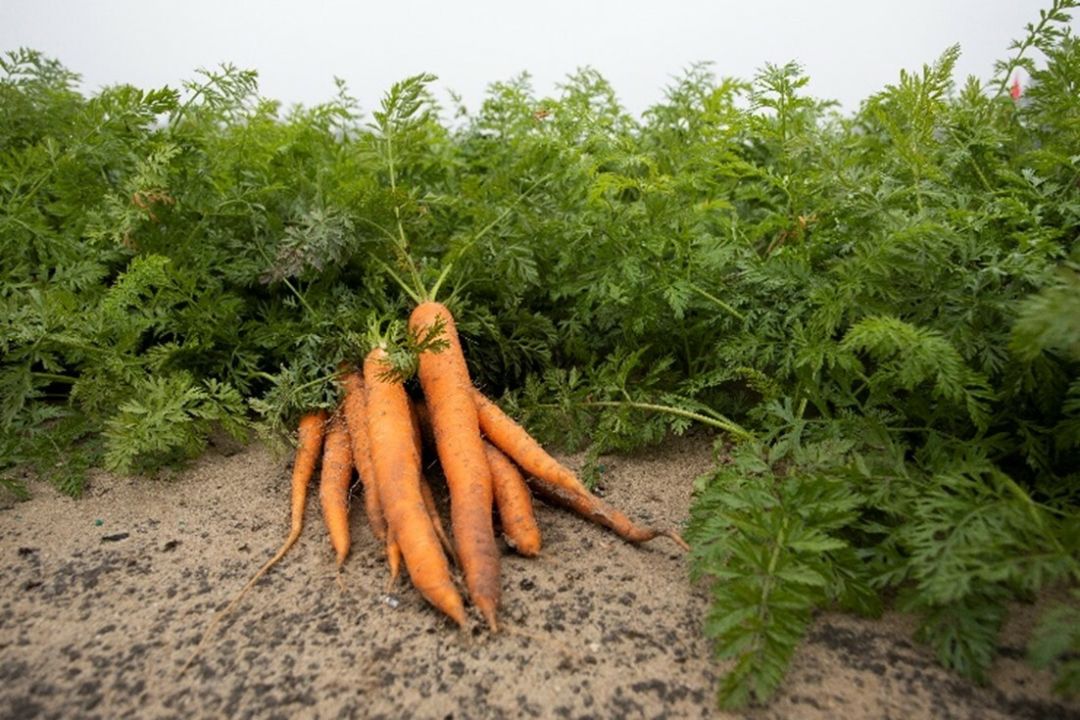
[0,1,1062,118]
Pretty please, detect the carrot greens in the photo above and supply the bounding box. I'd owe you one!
[3,0,1080,704]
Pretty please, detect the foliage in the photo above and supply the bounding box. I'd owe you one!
[687,424,878,707]
[1030,589,1080,696]
[2,0,1080,705]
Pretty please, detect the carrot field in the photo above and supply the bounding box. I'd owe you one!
[2,0,1079,713]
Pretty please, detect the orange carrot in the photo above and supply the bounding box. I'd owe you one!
[340,370,387,542]
[408,395,425,456]
[485,442,541,557]
[365,346,466,627]
[419,472,456,562]
[412,398,436,452]
[472,388,589,495]
[411,399,456,561]
[409,301,501,631]
[285,410,329,558]
[319,412,353,567]
[181,409,326,675]
[526,474,689,550]
[386,532,402,589]
[473,389,688,550]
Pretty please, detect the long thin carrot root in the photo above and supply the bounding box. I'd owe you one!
[340,369,388,542]
[319,412,354,568]
[411,400,457,563]
[473,388,589,496]
[474,388,688,551]
[180,409,327,676]
[526,475,689,550]
[419,474,457,564]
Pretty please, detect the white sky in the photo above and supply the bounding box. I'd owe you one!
[0,1,1061,118]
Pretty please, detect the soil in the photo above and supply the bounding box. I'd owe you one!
[1,434,1077,719]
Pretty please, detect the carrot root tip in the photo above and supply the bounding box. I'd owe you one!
[664,529,690,551]
[475,600,499,633]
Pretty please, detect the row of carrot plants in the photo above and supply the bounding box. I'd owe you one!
[2,0,1078,704]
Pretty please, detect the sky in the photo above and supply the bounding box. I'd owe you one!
[0,1,1062,118]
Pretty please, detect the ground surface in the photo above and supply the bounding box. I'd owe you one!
[1,434,1077,720]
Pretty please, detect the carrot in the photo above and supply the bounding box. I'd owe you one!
[365,346,466,627]
[473,389,688,550]
[409,301,500,631]
[412,398,436,453]
[340,370,387,542]
[386,533,402,590]
[181,409,326,675]
[284,410,330,560]
[485,442,541,557]
[419,472,456,562]
[472,388,589,495]
[342,368,408,588]
[319,411,353,567]
[411,400,456,561]
[408,395,426,455]
[526,474,689,550]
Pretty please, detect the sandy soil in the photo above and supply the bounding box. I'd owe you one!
[2,434,1077,720]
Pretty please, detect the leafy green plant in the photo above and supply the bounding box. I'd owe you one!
[1,0,1079,707]
[1030,589,1080,696]
[687,428,877,708]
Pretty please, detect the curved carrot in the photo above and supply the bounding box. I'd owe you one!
[181,409,326,675]
[485,442,541,557]
[473,389,688,550]
[365,346,466,627]
[285,410,329,556]
[410,301,501,631]
[340,370,387,542]
[319,412,353,567]
[526,475,689,550]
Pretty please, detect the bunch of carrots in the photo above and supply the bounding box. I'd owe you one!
[187,300,685,662]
